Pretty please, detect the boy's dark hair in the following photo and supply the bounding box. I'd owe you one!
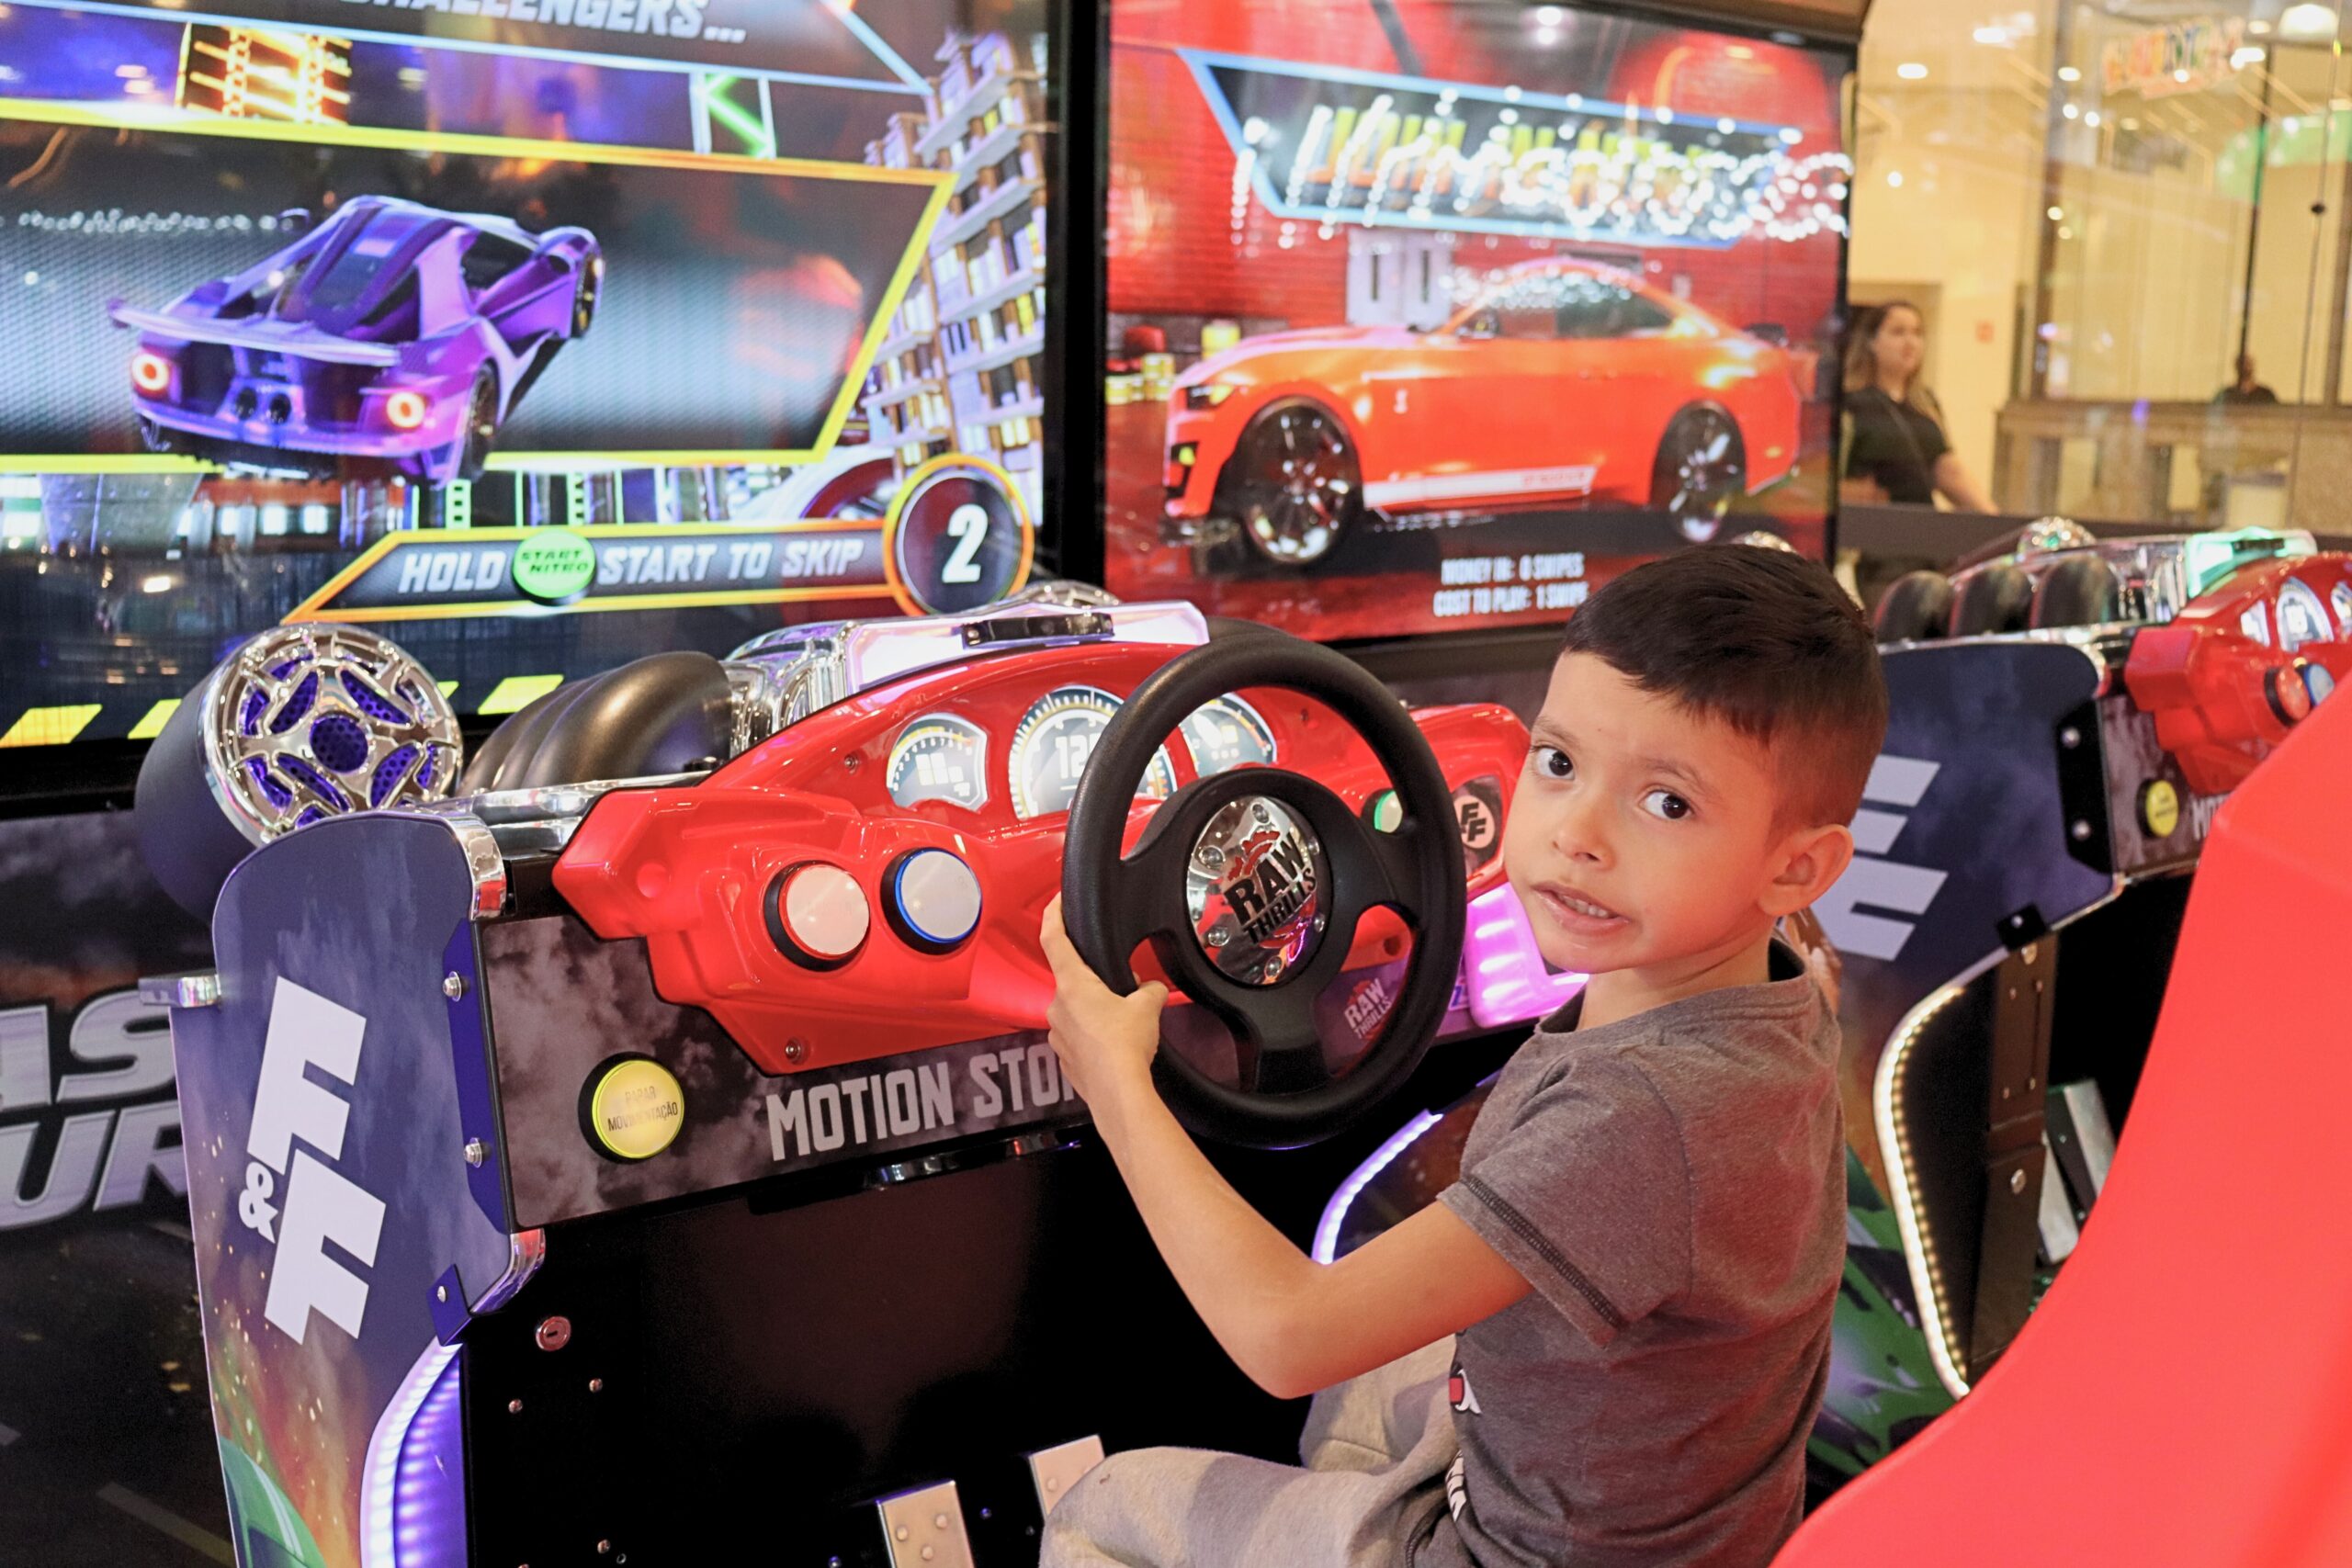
[1559,545,1887,828]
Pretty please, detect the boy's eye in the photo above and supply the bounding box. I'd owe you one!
[1641,789,1693,822]
[1532,745,1574,781]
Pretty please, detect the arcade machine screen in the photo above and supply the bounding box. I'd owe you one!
[1102,0,1850,639]
[0,1,1054,761]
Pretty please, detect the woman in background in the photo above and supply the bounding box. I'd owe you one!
[1841,301,1996,513]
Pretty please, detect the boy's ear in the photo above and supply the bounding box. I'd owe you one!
[1760,823,1855,919]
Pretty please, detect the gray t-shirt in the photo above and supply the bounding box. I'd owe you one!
[1416,942,1844,1568]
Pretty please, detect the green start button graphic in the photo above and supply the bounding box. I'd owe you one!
[511,528,597,604]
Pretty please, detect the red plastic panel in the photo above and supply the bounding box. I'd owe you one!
[554,642,1526,1076]
[1780,649,2352,1566]
[2124,555,2352,795]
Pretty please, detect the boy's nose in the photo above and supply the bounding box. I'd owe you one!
[1552,797,1611,865]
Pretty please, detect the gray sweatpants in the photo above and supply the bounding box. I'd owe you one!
[1039,1338,1459,1567]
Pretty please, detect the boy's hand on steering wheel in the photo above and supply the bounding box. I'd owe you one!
[1040,894,1169,1113]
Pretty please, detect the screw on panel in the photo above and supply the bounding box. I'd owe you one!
[2060,726,2081,748]
[2070,819,2094,841]
[464,1139,487,1168]
[508,1398,523,1415]
[435,1285,447,1303]
[443,972,467,999]
[785,1038,809,1065]
[2010,1168,2029,1194]
[589,1377,605,1393]
[535,1315,571,1352]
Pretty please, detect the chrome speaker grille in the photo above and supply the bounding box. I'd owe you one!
[198,624,461,843]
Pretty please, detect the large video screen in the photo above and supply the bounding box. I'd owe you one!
[1102,1,1850,640]
[5,113,943,468]
[0,3,1052,750]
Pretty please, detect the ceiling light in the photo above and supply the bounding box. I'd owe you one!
[1888,170,1905,186]
[1974,25,2011,44]
[2280,4,2338,41]
[2047,204,2064,220]
[1534,5,1564,21]
[2086,110,2101,126]
[1898,62,1928,79]
[2057,65,2081,83]
[2233,45,2267,68]
[2063,102,2079,118]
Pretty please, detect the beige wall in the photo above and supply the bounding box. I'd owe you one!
[1849,0,2052,493]
[1848,117,2037,489]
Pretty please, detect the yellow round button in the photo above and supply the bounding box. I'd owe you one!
[585,1057,684,1162]
[2139,779,2181,839]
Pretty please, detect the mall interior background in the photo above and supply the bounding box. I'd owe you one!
[1849,0,2352,533]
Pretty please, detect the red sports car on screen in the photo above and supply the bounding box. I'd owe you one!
[1163,259,1813,568]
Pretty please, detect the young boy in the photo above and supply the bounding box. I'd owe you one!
[1036,546,1886,1567]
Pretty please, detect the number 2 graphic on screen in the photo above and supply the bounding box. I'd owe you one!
[942,504,989,583]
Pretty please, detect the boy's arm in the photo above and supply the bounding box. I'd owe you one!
[1042,898,1530,1400]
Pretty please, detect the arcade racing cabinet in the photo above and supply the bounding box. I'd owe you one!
[141,587,1565,1568]
[1781,554,2352,1567]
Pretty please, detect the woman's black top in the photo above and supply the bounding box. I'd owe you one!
[1843,387,1949,504]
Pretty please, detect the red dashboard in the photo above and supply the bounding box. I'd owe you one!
[2125,555,2351,795]
[553,641,1528,1076]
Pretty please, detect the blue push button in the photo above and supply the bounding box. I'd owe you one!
[888,849,983,952]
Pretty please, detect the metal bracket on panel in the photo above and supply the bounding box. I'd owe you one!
[876,1480,975,1568]
[1996,904,2049,953]
[428,1265,469,1346]
[442,922,513,1232]
[139,972,221,1010]
[438,811,508,920]
[1028,1435,1105,1517]
[426,1229,547,1347]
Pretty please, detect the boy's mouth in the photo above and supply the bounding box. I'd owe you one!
[1534,883,1629,933]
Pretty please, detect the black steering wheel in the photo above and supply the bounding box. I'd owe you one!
[1063,635,1467,1147]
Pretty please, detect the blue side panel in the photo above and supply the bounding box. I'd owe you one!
[1817,640,2118,1183]
[173,814,512,1568]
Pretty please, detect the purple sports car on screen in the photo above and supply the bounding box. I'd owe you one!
[110,196,600,485]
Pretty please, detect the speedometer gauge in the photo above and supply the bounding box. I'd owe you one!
[2278,579,2329,652]
[888,715,989,810]
[1011,687,1175,820]
[1180,695,1277,777]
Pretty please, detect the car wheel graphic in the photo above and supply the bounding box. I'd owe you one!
[450,369,499,485]
[572,265,599,337]
[1224,402,1361,570]
[1651,407,1746,544]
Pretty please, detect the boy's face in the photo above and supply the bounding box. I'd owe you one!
[1503,652,1843,979]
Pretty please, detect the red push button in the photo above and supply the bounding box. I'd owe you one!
[763,863,869,969]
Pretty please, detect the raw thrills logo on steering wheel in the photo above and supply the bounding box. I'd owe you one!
[1227,825,1314,944]
[1190,795,1329,987]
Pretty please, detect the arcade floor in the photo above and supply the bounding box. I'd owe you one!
[0,1222,231,1565]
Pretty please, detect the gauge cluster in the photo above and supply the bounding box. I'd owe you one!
[884,687,1283,820]
[886,716,989,811]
